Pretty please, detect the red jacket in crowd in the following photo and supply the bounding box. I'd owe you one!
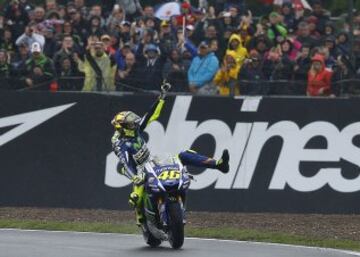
[307,54,333,96]
[176,2,196,26]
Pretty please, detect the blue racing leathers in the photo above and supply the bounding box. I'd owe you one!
[111,96,225,226]
[111,98,165,179]
[111,97,218,180]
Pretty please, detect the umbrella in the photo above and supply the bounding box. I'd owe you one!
[293,0,312,11]
[155,2,181,21]
[261,0,312,10]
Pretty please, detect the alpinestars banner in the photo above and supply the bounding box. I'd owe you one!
[0,91,359,213]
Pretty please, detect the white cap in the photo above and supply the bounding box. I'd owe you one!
[186,24,194,31]
[223,12,231,17]
[31,42,42,53]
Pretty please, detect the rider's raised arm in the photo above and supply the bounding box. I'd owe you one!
[138,82,171,132]
[138,97,165,132]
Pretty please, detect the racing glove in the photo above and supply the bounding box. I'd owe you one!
[131,173,145,185]
[159,81,172,100]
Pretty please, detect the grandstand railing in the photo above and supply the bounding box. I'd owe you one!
[2,77,360,97]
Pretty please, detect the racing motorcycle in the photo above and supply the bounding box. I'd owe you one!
[139,156,191,249]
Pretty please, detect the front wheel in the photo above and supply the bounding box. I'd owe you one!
[167,202,184,249]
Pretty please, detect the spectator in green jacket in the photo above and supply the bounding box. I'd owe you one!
[267,12,287,44]
[24,42,55,90]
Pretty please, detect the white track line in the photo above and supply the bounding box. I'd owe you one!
[185,237,360,257]
[0,228,359,256]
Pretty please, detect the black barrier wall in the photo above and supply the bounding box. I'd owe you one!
[0,91,360,214]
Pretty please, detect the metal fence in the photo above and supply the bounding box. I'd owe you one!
[2,76,360,97]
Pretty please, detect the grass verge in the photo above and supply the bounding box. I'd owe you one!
[0,218,359,252]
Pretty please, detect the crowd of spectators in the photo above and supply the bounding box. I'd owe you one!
[0,0,360,96]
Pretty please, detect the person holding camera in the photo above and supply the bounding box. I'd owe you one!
[213,50,240,96]
[15,22,45,49]
[238,50,266,95]
[75,36,117,92]
[53,35,79,75]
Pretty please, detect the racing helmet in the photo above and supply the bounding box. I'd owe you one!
[111,111,141,137]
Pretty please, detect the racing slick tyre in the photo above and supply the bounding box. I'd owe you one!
[167,202,184,249]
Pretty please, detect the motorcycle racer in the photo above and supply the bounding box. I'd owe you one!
[111,83,229,224]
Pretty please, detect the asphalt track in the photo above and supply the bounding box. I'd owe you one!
[0,229,359,257]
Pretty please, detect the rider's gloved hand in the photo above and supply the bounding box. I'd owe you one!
[131,173,145,185]
[159,81,171,100]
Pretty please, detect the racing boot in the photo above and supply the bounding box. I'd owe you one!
[216,149,229,173]
[128,192,144,226]
[128,192,139,208]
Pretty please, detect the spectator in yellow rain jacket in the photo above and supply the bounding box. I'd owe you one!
[213,50,240,96]
[75,40,117,91]
[226,34,248,67]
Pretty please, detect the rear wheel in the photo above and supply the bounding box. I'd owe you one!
[167,202,184,249]
[142,223,161,247]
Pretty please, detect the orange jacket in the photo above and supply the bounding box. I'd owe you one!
[307,54,333,96]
